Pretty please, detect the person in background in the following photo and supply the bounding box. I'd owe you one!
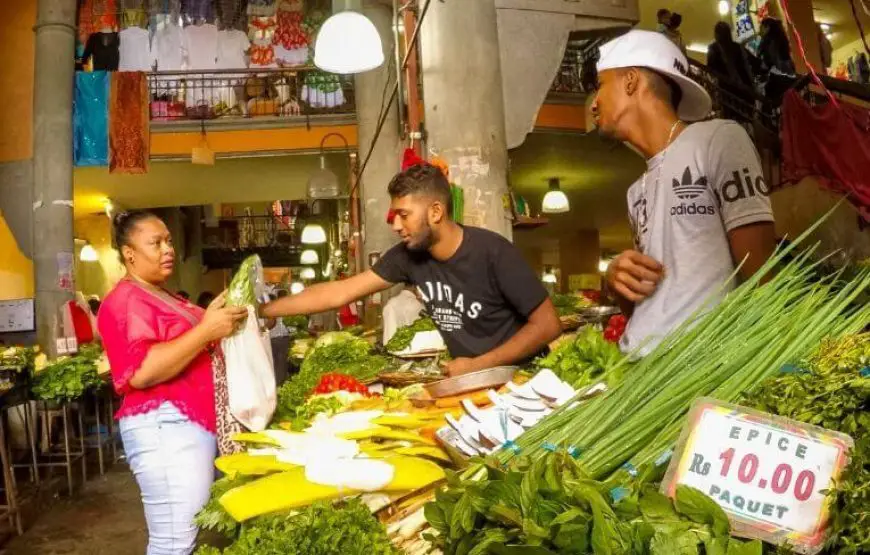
[663,12,686,53]
[268,290,291,385]
[656,9,671,33]
[758,18,796,106]
[816,23,833,75]
[591,30,776,357]
[707,22,755,120]
[97,211,246,555]
[262,164,562,376]
[177,290,190,301]
[196,291,216,309]
[382,284,426,346]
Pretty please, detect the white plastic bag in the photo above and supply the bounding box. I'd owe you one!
[222,305,276,431]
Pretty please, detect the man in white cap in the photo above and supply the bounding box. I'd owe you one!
[594,30,776,356]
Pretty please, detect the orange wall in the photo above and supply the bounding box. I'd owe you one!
[1,0,36,162]
[151,125,359,156]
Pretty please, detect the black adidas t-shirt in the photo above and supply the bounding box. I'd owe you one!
[372,226,548,360]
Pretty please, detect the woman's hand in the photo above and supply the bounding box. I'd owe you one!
[198,291,248,342]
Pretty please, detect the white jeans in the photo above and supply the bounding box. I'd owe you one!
[120,402,216,555]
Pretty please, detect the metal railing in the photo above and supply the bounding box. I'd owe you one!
[147,67,355,123]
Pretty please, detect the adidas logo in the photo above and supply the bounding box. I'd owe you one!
[673,167,708,200]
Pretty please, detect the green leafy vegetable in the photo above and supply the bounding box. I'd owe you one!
[31,355,101,402]
[194,475,257,538]
[227,255,262,307]
[196,499,399,555]
[279,395,344,431]
[274,333,387,420]
[740,333,870,555]
[385,316,438,353]
[532,326,624,390]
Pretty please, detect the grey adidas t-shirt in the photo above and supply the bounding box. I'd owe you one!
[621,119,774,356]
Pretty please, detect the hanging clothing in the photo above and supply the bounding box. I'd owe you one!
[247,0,277,17]
[153,20,184,70]
[110,72,150,173]
[119,27,153,71]
[92,0,119,31]
[181,0,215,24]
[217,0,248,31]
[273,0,308,66]
[74,71,109,167]
[216,29,250,69]
[119,0,148,28]
[182,23,219,70]
[248,16,277,68]
[83,32,120,71]
[301,12,344,108]
[78,0,96,45]
[780,90,870,211]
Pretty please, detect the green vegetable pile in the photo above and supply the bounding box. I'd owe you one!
[425,450,762,555]
[196,499,399,555]
[282,315,310,337]
[0,346,36,373]
[552,293,585,317]
[195,475,257,538]
[501,241,870,478]
[274,332,387,421]
[385,316,437,353]
[31,354,101,402]
[740,333,870,555]
[533,326,624,390]
[280,395,344,432]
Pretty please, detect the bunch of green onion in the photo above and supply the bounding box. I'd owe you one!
[496,218,870,480]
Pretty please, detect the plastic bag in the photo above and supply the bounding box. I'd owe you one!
[222,255,276,431]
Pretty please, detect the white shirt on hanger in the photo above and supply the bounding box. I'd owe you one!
[183,23,219,71]
[216,29,250,70]
[153,21,184,71]
[119,27,153,71]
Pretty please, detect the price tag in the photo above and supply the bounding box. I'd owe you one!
[56,338,69,355]
[66,337,78,353]
[661,398,853,554]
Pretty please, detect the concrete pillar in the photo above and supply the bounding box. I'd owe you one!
[32,0,76,355]
[356,1,403,268]
[418,0,511,238]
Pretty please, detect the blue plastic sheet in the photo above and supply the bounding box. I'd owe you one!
[74,71,109,167]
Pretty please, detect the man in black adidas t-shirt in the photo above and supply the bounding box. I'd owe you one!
[263,164,561,376]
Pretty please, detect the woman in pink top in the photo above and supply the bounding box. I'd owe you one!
[97,211,246,555]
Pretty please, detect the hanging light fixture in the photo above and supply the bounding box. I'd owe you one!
[717,0,730,16]
[290,282,305,295]
[542,267,558,284]
[79,243,99,262]
[314,11,384,74]
[598,258,611,273]
[300,267,317,280]
[300,249,320,265]
[542,178,570,214]
[301,223,327,244]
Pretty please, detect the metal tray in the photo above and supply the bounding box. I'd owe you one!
[424,366,516,399]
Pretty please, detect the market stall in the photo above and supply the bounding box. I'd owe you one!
[191,236,870,555]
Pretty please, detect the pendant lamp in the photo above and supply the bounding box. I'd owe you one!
[300,267,317,280]
[301,224,327,245]
[79,243,99,262]
[542,178,570,214]
[300,249,320,265]
[314,11,384,74]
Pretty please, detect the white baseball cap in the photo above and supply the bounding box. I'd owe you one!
[596,30,712,121]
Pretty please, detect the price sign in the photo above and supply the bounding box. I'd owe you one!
[661,398,853,554]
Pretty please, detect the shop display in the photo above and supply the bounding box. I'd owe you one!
[385,316,444,355]
[532,325,623,391]
[31,345,105,403]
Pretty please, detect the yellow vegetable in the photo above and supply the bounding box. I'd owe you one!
[341,427,436,446]
[393,446,451,464]
[215,453,297,478]
[371,414,428,429]
[231,432,281,447]
[220,467,345,521]
[219,456,445,521]
[358,441,403,456]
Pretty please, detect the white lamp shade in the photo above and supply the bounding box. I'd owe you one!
[542,273,557,284]
[290,282,305,295]
[300,267,317,280]
[542,190,570,214]
[301,224,327,244]
[718,0,730,16]
[314,12,385,74]
[79,244,99,262]
[598,259,610,273]
[300,249,320,265]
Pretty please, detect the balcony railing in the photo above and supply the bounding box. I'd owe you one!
[202,215,304,269]
[147,67,355,123]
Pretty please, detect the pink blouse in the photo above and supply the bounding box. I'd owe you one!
[97,279,216,433]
